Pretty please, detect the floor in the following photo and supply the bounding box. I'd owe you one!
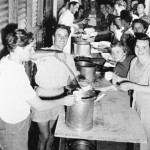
[28,121,139,150]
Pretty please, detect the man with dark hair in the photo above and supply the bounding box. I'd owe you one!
[30,24,79,150]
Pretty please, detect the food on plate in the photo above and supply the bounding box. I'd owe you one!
[84,28,95,34]
[98,44,108,49]
[90,41,111,49]
[101,53,112,60]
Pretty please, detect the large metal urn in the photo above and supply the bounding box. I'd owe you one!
[75,61,96,82]
[66,90,96,132]
[73,41,91,56]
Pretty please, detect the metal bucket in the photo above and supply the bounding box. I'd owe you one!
[68,140,96,150]
[66,90,96,132]
[76,61,96,82]
[73,42,91,56]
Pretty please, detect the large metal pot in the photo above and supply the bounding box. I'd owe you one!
[73,42,91,56]
[68,139,96,150]
[72,36,95,43]
[66,90,96,132]
[75,61,96,82]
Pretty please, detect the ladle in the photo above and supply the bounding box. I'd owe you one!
[55,55,82,89]
[37,48,82,89]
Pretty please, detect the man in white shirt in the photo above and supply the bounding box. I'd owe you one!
[58,0,80,54]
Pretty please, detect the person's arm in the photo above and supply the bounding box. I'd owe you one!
[30,50,64,61]
[119,82,150,94]
[30,51,56,60]
[27,95,75,112]
[97,30,111,35]
[111,73,128,85]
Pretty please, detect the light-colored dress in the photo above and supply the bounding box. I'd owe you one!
[32,46,79,122]
[128,57,150,149]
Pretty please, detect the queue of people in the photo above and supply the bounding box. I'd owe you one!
[0,0,150,150]
[57,0,150,150]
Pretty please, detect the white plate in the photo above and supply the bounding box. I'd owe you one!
[104,62,115,67]
[84,28,95,34]
[40,47,51,50]
[101,53,111,60]
[90,41,111,49]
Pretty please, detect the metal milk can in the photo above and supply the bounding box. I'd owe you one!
[66,90,96,132]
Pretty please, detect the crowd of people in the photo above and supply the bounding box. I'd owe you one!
[0,0,150,150]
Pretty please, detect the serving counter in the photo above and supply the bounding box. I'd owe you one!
[54,78,147,149]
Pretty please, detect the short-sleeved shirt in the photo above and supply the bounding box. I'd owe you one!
[35,46,79,89]
[0,55,36,124]
[58,9,74,27]
[114,55,135,77]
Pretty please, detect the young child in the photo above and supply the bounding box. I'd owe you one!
[111,42,135,78]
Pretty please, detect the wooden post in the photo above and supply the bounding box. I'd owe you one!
[53,0,57,22]
[8,0,18,23]
[26,0,33,32]
[36,0,44,48]
[37,0,43,25]
[126,0,131,11]
[145,0,150,15]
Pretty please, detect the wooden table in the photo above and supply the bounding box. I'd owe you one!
[55,78,147,149]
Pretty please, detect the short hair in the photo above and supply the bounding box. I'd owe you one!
[79,5,84,10]
[120,10,132,23]
[111,42,128,54]
[106,2,114,8]
[135,33,150,46]
[1,23,18,46]
[69,1,79,8]
[54,24,71,36]
[6,29,34,52]
[132,19,148,31]
[137,2,145,8]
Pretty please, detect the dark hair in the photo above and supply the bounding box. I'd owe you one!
[54,24,71,36]
[0,23,18,59]
[120,10,132,23]
[5,29,34,52]
[69,1,79,8]
[106,2,114,8]
[64,0,69,3]
[132,3,138,15]
[135,33,150,46]
[74,5,84,19]
[78,5,84,10]
[137,2,145,8]
[132,19,148,31]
